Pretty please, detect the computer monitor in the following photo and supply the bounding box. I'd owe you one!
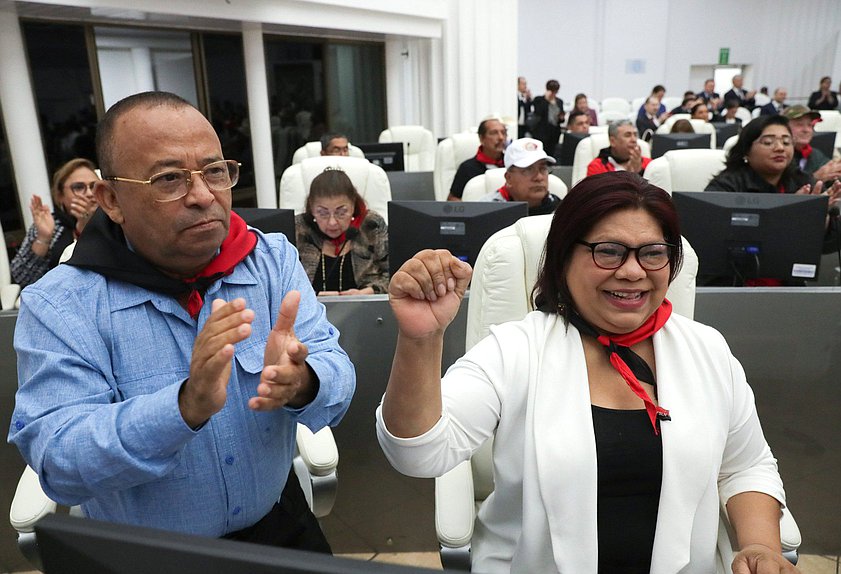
[387,200,528,277]
[35,513,440,574]
[811,131,836,159]
[356,142,405,172]
[713,123,740,149]
[650,133,712,158]
[555,132,589,166]
[672,191,827,285]
[236,207,296,248]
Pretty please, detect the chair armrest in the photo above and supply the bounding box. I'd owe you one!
[295,425,338,477]
[780,506,801,553]
[1,284,20,311]
[434,460,476,549]
[9,466,57,533]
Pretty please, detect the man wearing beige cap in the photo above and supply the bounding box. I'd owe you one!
[784,105,841,182]
[481,137,561,216]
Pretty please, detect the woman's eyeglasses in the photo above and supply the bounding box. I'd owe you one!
[576,240,674,271]
[754,135,793,148]
[313,206,352,222]
[68,182,97,195]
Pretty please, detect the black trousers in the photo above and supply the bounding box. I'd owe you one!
[222,468,332,554]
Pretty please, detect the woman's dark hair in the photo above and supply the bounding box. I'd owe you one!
[532,171,683,317]
[670,119,695,134]
[574,93,587,105]
[724,114,792,170]
[820,76,831,84]
[546,79,560,92]
[304,168,366,226]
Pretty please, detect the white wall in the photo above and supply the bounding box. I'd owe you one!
[519,0,841,104]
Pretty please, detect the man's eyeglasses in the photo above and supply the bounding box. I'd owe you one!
[313,206,352,222]
[68,182,97,195]
[103,160,240,203]
[576,240,674,271]
[755,135,793,148]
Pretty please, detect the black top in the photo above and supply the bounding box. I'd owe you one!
[312,253,357,293]
[450,157,497,199]
[593,405,662,574]
[807,90,839,111]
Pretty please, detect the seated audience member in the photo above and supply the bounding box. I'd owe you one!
[636,84,667,119]
[712,99,742,125]
[784,105,841,182]
[669,94,697,116]
[378,171,794,574]
[759,88,788,116]
[11,158,99,288]
[573,93,598,126]
[295,168,388,295]
[696,78,721,111]
[724,75,756,110]
[566,110,591,134]
[320,133,350,156]
[480,137,561,216]
[670,119,695,133]
[530,79,565,157]
[9,91,355,550]
[706,114,840,255]
[807,76,838,111]
[586,120,651,177]
[517,76,533,138]
[690,102,710,121]
[636,96,662,142]
[448,117,507,201]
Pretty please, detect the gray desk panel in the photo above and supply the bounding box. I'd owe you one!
[387,171,435,202]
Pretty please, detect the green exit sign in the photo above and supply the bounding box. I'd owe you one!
[719,47,730,65]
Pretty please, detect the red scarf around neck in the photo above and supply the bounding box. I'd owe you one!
[475,147,504,167]
[594,299,672,434]
[184,212,257,319]
[800,143,813,160]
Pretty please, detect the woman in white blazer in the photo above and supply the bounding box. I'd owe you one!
[377,171,795,573]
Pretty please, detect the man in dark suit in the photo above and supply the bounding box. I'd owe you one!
[723,75,756,110]
[517,76,533,139]
[759,87,788,115]
[635,97,661,142]
[696,79,721,112]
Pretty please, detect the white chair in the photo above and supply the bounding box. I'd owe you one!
[662,96,683,112]
[735,107,752,125]
[657,113,691,132]
[571,133,652,187]
[631,96,647,116]
[433,214,801,571]
[815,110,841,151]
[642,149,727,194]
[599,110,632,124]
[588,125,608,134]
[291,141,365,164]
[722,135,739,156]
[600,97,632,117]
[655,119,717,148]
[751,107,763,119]
[10,425,340,571]
[433,132,481,201]
[378,125,436,172]
[754,92,771,107]
[460,170,567,202]
[278,155,392,224]
[0,217,21,310]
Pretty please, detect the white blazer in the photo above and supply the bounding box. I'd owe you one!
[377,311,784,574]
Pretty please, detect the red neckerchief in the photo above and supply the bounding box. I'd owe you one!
[591,300,673,434]
[328,203,367,256]
[475,147,504,167]
[800,143,813,160]
[497,185,511,201]
[184,212,257,319]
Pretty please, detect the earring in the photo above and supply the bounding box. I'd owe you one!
[557,302,566,314]
[743,157,749,164]
[313,218,317,223]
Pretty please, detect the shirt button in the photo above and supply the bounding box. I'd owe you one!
[232,506,241,515]
[224,455,235,465]
[328,327,334,336]
[14,420,24,430]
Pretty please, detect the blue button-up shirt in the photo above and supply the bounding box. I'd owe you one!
[9,230,355,536]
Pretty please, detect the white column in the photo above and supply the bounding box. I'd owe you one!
[242,21,276,208]
[130,47,156,92]
[0,2,52,227]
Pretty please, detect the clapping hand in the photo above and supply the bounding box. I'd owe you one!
[68,193,98,233]
[30,195,54,243]
[388,249,472,340]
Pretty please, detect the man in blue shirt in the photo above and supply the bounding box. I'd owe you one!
[9,92,355,551]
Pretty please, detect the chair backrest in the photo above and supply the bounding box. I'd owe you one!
[598,110,632,124]
[631,96,647,115]
[753,93,771,107]
[735,107,752,125]
[722,135,739,156]
[657,114,691,133]
[291,141,365,164]
[588,125,608,134]
[571,133,651,187]
[433,132,480,200]
[751,107,763,119]
[815,110,841,151]
[642,148,726,194]
[278,156,392,223]
[461,170,568,202]
[378,125,436,172]
[661,97,683,111]
[600,97,631,115]
[465,214,698,349]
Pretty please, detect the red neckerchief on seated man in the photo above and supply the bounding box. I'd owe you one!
[66,209,257,319]
[567,299,673,435]
[475,147,505,168]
